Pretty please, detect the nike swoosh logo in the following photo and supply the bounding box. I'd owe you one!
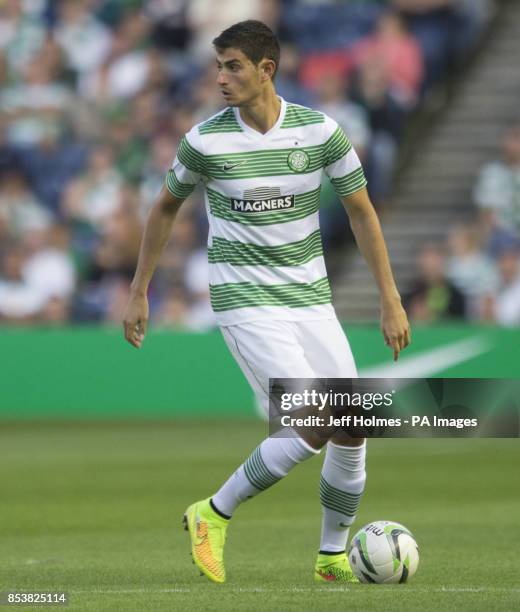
[358,336,490,379]
[223,160,246,171]
[316,569,336,581]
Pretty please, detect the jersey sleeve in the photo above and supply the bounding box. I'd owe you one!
[323,119,367,197]
[165,127,206,199]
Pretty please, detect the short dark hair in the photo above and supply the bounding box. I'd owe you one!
[213,20,280,78]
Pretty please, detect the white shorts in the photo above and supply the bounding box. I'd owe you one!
[221,318,357,416]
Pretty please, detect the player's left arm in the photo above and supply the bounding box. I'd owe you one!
[341,187,411,361]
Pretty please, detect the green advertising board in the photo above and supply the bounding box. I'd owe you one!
[0,325,518,418]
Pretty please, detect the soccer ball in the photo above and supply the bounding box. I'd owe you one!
[348,521,419,584]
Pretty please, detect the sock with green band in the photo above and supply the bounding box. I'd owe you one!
[319,441,366,553]
[212,435,320,517]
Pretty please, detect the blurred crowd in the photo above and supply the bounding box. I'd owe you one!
[0,0,492,327]
[404,122,520,326]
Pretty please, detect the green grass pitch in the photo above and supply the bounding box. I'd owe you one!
[1,421,519,611]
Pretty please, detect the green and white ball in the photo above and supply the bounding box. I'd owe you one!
[348,521,419,584]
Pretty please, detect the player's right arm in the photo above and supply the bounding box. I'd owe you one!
[123,186,185,349]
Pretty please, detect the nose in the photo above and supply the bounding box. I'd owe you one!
[217,71,228,87]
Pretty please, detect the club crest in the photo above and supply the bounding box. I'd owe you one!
[287,149,310,172]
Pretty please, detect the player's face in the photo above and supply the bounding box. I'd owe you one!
[216,48,265,107]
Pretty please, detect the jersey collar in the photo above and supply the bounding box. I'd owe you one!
[233,96,286,138]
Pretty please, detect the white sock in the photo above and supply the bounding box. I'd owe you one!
[212,435,319,517]
[319,441,366,553]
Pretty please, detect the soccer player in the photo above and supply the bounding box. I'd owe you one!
[123,20,410,584]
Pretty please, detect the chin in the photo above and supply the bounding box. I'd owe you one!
[224,97,239,107]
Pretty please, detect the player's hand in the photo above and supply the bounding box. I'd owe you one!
[380,298,411,362]
[123,291,149,349]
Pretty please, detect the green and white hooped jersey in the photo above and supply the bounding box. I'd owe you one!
[166,97,367,326]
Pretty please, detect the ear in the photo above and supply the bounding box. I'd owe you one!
[259,58,276,82]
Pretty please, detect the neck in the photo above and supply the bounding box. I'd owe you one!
[238,86,281,134]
